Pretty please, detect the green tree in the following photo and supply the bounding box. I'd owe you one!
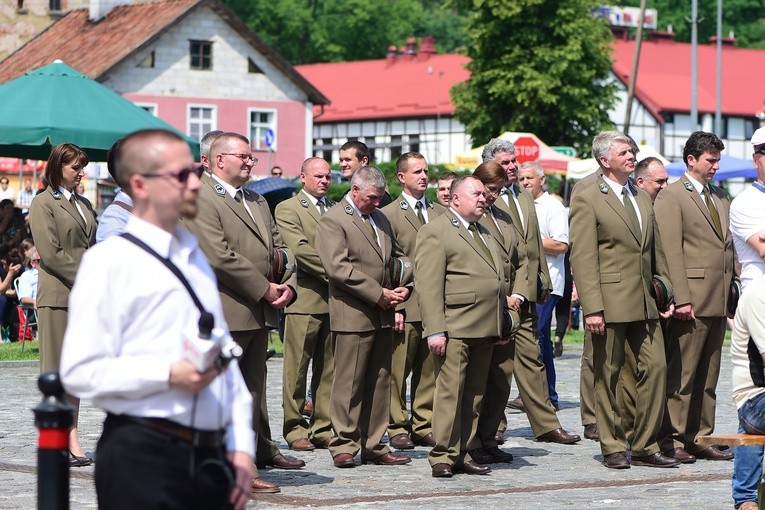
[222,0,469,64]
[451,0,618,154]
[621,0,765,49]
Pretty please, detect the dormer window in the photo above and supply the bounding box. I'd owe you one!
[190,40,212,70]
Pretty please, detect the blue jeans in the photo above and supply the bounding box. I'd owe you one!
[536,295,560,405]
[733,392,765,507]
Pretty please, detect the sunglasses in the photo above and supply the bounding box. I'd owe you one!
[755,148,765,156]
[143,164,204,183]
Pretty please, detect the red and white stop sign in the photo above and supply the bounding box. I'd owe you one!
[514,136,540,163]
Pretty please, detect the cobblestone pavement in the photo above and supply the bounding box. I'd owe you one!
[0,343,742,509]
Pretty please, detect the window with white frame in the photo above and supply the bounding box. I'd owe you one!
[249,109,277,151]
[137,104,158,117]
[188,106,216,142]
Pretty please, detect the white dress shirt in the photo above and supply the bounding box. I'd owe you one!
[60,215,254,456]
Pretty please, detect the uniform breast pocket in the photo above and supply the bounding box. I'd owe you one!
[445,292,476,307]
[686,268,705,279]
[600,272,621,284]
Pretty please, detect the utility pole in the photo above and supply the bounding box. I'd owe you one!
[623,0,647,136]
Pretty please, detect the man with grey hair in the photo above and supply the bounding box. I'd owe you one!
[634,157,669,202]
[478,139,579,447]
[570,130,676,469]
[200,129,224,174]
[317,165,413,468]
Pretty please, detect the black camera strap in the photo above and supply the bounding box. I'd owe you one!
[120,233,206,315]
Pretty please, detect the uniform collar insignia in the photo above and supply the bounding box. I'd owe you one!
[299,198,309,208]
[399,200,409,210]
[214,183,226,195]
[599,182,609,194]
[683,180,694,192]
[451,217,459,227]
[344,204,354,215]
[51,189,61,199]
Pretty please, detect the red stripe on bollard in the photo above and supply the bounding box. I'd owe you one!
[38,428,69,449]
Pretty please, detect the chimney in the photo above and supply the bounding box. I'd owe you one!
[386,44,398,64]
[709,33,736,46]
[419,36,436,55]
[90,0,129,22]
[405,37,417,55]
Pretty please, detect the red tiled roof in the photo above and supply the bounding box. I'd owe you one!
[0,0,329,104]
[612,36,762,120]
[296,53,470,122]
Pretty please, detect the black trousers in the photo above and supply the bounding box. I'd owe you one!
[96,415,233,510]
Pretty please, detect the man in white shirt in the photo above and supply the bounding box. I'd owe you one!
[0,177,15,203]
[16,178,35,214]
[519,161,569,411]
[60,129,254,510]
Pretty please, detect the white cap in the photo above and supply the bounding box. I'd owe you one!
[751,127,765,147]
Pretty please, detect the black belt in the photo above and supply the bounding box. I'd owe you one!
[111,414,225,448]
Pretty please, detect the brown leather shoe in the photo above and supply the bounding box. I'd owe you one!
[311,437,334,449]
[602,452,630,469]
[468,448,494,465]
[536,428,581,444]
[302,401,314,417]
[290,438,315,452]
[630,452,681,468]
[584,423,600,441]
[251,477,280,494]
[664,447,696,464]
[695,446,734,461]
[333,453,356,468]
[495,430,506,445]
[506,395,525,412]
[457,460,492,475]
[389,433,415,450]
[362,452,412,465]
[485,446,513,463]
[257,453,305,470]
[431,463,453,478]
[412,432,436,447]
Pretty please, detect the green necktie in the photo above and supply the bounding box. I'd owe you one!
[70,194,85,227]
[362,214,377,244]
[621,187,641,234]
[504,186,523,233]
[318,199,326,215]
[415,201,426,225]
[468,223,494,269]
[704,186,723,237]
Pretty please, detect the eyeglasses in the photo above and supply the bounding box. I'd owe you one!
[755,147,765,156]
[220,153,258,164]
[143,165,204,184]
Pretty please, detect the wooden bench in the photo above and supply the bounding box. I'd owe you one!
[699,434,765,510]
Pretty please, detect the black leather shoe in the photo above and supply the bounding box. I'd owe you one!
[536,428,581,444]
[602,451,630,469]
[630,452,681,468]
[468,448,494,465]
[485,446,513,463]
[389,433,415,450]
[695,446,734,461]
[584,423,600,441]
[432,463,453,478]
[664,447,697,464]
[457,460,492,475]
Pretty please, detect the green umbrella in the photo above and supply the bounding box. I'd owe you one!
[0,60,200,161]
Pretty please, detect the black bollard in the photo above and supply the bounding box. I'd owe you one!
[33,371,73,510]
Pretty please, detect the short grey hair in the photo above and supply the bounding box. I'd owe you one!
[350,165,386,190]
[592,131,634,163]
[519,161,544,178]
[200,130,224,162]
[481,138,516,162]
